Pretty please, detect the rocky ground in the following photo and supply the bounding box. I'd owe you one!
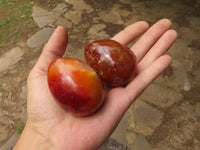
[0,0,200,149]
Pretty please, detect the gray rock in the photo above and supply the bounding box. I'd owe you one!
[64,11,81,25]
[98,11,123,24]
[32,6,59,28]
[127,100,164,136]
[131,135,152,150]
[0,47,24,72]
[55,17,73,28]
[27,27,55,48]
[0,133,20,150]
[53,3,68,15]
[140,83,183,108]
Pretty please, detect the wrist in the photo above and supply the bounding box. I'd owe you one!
[13,121,54,150]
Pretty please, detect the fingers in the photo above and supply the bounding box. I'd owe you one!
[131,19,172,62]
[35,26,68,73]
[126,55,172,103]
[112,21,149,46]
[138,30,177,72]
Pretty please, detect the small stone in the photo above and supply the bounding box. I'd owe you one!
[55,17,73,28]
[0,133,20,150]
[183,77,191,91]
[32,6,60,28]
[140,83,183,108]
[98,11,123,24]
[0,47,24,72]
[131,135,152,150]
[53,3,68,15]
[27,27,55,48]
[92,17,101,23]
[20,85,27,100]
[64,11,81,25]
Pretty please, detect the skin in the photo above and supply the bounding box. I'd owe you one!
[13,19,177,150]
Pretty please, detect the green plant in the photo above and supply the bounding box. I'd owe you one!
[15,124,25,133]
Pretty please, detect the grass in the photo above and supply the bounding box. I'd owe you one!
[15,124,25,133]
[0,0,35,45]
[0,0,63,46]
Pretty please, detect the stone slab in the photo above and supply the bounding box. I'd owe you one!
[55,17,72,28]
[64,11,81,25]
[0,47,24,72]
[53,3,68,15]
[127,100,164,136]
[27,27,55,48]
[32,6,59,28]
[140,83,183,108]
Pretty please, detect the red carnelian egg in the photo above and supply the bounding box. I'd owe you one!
[85,39,137,87]
[48,57,104,116]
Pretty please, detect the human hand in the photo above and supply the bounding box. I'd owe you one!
[14,19,177,150]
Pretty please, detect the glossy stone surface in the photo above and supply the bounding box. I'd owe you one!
[85,39,137,87]
[48,57,104,116]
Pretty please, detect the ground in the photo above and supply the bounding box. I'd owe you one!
[0,0,200,149]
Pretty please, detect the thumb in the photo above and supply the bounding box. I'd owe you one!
[34,26,68,73]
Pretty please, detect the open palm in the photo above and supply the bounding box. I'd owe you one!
[25,19,177,150]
